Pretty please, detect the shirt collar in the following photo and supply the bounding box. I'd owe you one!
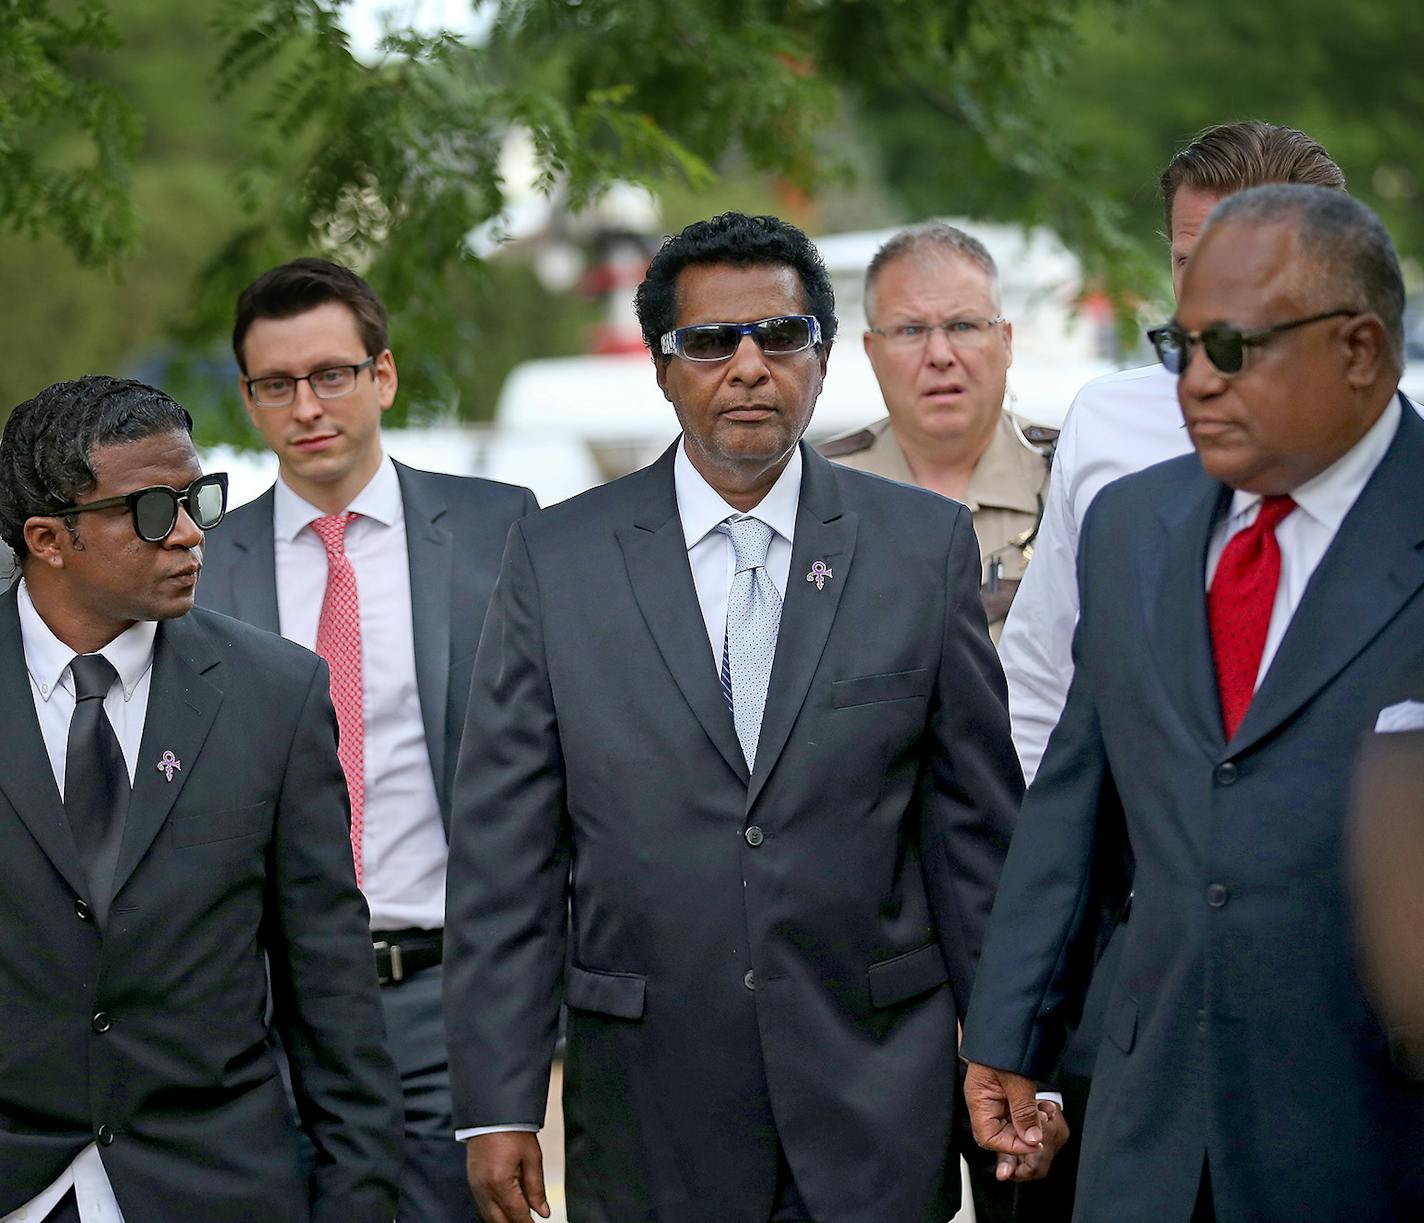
[273,452,400,543]
[674,437,803,551]
[17,579,157,703]
[1224,393,1402,532]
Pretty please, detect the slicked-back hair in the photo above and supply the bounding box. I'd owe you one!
[1206,184,1406,374]
[233,257,389,373]
[863,222,1001,327]
[1160,121,1345,237]
[634,213,837,358]
[0,376,195,560]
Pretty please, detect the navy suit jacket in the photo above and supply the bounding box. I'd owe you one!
[445,441,1023,1223]
[963,396,1424,1221]
[195,460,537,830]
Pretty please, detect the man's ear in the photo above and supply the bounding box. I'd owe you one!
[375,349,398,412]
[654,353,673,405]
[23,515,73,568]
[1342,314,1389,390]
[238,376,262,430]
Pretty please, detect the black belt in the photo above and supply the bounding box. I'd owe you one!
[372,927,443,986]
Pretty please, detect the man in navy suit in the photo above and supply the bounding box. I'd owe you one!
[962,185,1424,1220]
[198,259,536,1222]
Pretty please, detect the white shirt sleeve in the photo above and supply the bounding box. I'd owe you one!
[999,400,1084,785]
[457,1124,540,1140]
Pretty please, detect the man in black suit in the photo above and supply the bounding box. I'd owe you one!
[0,376,400,1221]
[444,213,1038,1223]
[962,185,1424,1220]
[198,259,537,1222]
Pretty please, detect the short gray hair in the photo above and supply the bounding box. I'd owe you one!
[1206,184,1405,374]
[864,222,1000,326]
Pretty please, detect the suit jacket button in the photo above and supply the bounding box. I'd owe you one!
[1206,884,1228,908]
[743,970,756,991]
[75,899,93,922]
[1214,762,1239,786]
[92,1011,112,1033]
[745,826,764,847]
[97,1124,114,1146]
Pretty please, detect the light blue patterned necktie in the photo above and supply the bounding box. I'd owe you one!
[716,515,782,770]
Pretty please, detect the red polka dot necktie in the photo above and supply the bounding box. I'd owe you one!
[1208,494,1297,739]
[311,512,365,886]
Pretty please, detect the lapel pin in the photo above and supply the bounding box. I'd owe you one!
[156,750,182,782]
[806,560,833,590]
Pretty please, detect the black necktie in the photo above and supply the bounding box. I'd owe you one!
[64,654,130,926]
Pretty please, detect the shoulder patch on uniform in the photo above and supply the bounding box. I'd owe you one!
[1022,425,1060,447]
[817,429,876,458]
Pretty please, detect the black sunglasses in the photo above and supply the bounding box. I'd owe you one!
[1147,309,1358,376]
[50,472,229,542]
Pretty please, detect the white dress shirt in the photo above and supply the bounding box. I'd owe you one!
[273,456,446,931]
[998,363,1188,781]
[675,439,801,651]
[1204,395,1400,688]
[8,582,152,1222]
[457,438,805,1143]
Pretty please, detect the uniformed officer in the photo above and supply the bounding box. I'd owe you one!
[821,222,1054,638]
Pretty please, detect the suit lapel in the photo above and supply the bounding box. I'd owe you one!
[747,446,857,811]
[110,615,223,899]
[395,463,453,804]
[219,487,280,632]
[1231,400,1424,756]
[0,588,88,899]
[618,447,749,783]
[1146,467,1231,758]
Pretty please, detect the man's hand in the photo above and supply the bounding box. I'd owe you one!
[963,1061,1069,1182]
[466,1132,550,1222]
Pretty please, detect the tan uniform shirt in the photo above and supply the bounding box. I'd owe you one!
[820,412,1052,638]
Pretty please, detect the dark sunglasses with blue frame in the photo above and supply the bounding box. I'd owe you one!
[660,315,822,362]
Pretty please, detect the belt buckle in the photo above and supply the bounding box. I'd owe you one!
[373,939,404,986]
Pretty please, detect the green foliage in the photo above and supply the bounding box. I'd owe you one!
[0,0,142,263]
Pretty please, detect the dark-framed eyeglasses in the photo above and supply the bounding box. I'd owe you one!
[49,472,229,542]
[1147,309,1359,376]
[659,315,822,363]
[245,356,377,408]
[866,316,1006,348]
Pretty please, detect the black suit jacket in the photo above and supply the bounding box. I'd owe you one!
[963,396,1424,1221]
[444,441,1023,1223]
[0,594,401,1220]
[195,461,538,828]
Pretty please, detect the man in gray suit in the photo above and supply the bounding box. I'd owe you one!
[444,213,1038,1223]
[962,186,1424,1220]
[197,259,536,1222]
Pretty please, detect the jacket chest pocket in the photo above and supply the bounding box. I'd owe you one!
[831,668,930,709]
[170,800,273,848]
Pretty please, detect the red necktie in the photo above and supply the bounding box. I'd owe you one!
[1208,494,1297,739]
[311,512,365,886]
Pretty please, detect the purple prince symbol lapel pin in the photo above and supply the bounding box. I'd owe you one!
[806,560,833,591]
[156,750,181,782]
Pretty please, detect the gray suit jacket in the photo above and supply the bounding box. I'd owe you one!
[444,441,1023,1223]
[963,395,1424,1221]
[195,461,537,829]
[0,596,402,1220]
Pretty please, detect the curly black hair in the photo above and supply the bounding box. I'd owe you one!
[0,376,193,560]
[633,212,837,358]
